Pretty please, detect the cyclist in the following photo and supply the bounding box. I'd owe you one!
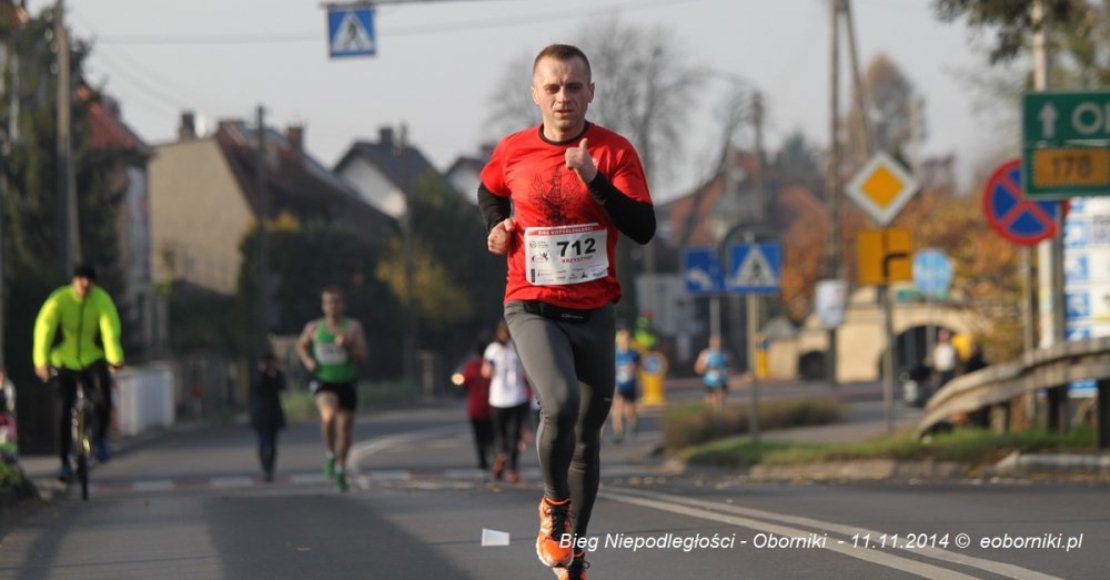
[296,286,368,492]
[33,265,124,482]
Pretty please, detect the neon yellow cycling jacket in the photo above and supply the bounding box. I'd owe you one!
[33,285,124,370]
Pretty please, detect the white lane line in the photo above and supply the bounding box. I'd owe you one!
[210,476,254,489]
[444,468,487,479]
[131,480,176,492]
[600,490,978,580]
[289,473,329,485]
[348,424,463,470]
[364,470,410,481]
[604,487,1062,580]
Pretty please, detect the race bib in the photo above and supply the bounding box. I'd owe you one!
[314,342,349,365]
[616,363,636,384]
[524,224,609,286]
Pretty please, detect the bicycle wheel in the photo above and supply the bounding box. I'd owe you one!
[76,453,89,500]
[74,402,92,501]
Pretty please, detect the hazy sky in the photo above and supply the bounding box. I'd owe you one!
[35,0,1008,200]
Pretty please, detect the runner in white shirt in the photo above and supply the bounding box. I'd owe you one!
[482,320,531,483]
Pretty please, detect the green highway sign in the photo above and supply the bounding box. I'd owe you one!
[1023,90,1110,199]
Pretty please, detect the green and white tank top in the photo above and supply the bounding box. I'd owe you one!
[313,318,357,383]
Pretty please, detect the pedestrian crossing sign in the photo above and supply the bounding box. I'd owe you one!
[726,242,781,295]
[328,6,376,58]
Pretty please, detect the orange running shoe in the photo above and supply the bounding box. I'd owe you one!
[536,497,574,567]
[553,550,589,579]
[505,471,520,484]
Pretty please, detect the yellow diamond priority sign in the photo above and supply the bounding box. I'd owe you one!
[846,152,919,226]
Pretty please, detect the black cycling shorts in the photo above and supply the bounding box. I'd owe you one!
[311,380,357,411]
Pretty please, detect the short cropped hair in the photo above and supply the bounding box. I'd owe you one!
[74,264,98,282]
[533,44,592,81]
[321,286,344,300]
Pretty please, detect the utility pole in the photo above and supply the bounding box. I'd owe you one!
[825,0,842,388]
[0,36,18,375]
[56,0,79,276]
[255,104,270,352]
[1031,0,1068,431]
[843,0,873,160]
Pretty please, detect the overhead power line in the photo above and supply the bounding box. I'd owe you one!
[89,0,708,46]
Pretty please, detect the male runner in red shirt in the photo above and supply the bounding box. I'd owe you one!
[479,43,655,580]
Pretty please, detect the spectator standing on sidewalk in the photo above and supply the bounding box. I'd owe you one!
[932,329,958,390]
[250,352,286,482]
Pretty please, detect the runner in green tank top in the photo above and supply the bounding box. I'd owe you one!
[296,286,368,492]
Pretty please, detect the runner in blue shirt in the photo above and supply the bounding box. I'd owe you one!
[695,336,730,408]
[610,327,640,442]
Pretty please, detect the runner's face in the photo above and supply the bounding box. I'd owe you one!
[72,276,92,299]
[531,56,593,138]
[616,330,630,349]
[322,292,344,318]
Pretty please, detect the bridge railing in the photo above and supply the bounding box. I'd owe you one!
[917,336,1110,439]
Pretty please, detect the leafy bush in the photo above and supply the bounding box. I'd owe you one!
[682,426,1099,468]
[0,460,26,491]
[662,399,841,452]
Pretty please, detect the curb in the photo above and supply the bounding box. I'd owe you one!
[993,451,1110,475]
[746,459,967,482]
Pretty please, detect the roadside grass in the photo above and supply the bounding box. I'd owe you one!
[282,380,420,422]
[681,426,1100,469]
[661,399,842,453]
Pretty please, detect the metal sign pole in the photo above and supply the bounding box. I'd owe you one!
[882,283,896,434]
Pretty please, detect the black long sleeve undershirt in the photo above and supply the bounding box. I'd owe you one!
[478,183,511,232]
[587,173,656,245]
[477,175,656,245]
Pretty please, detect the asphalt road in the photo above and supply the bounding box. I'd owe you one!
[1,402,1107,579]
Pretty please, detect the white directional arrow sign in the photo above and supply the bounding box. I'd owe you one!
[1039,102,1058,139]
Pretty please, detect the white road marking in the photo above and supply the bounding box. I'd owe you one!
[210,476,254,489]
[131,480,175,492]
[604,487,1062,580]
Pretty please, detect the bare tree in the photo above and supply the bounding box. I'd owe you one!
[484,18,703,191]
[845,54,922,165]
[486,51,539,136]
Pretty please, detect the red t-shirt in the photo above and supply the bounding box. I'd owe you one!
[480,123,652,309]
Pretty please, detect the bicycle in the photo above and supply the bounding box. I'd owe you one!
[51,368,99,501]
[71,381,95,500]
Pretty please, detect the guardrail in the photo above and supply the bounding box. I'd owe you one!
[917,336,1110,441]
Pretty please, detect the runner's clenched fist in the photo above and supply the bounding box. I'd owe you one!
[565,138,597,184]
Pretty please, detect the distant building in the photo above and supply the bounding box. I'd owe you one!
[443,145,493,205]
[150,114,394,294]
[81,85,167,359]
[334,126,454,218]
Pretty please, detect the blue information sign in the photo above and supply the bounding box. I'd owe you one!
[683,247,724,296]
[913,249,953,299]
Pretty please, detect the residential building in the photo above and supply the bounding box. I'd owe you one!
[443,145,492,204]
[150,115,394,294]
[334,126,454,218]
[82,86,167,358]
